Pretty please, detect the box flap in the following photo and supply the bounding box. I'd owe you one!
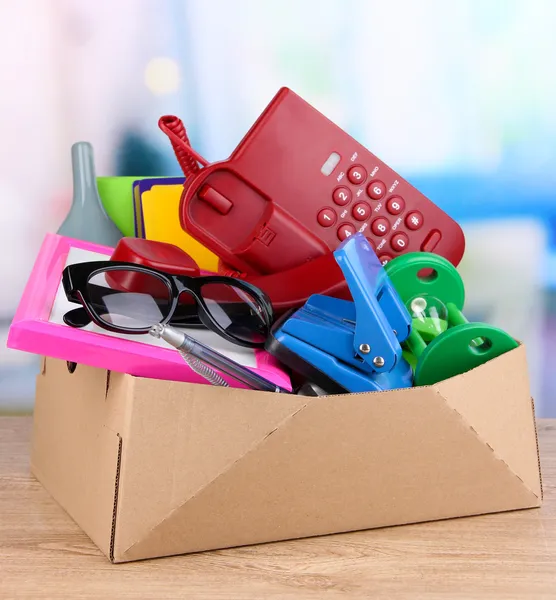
[434,345,541,499]
[113,377,308,557]
[116,380,540,562]
[31,359,130,558]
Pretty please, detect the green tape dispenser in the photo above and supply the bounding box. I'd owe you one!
[384,253,518,386]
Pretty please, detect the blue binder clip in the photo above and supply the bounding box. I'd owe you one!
[265,233,413,394]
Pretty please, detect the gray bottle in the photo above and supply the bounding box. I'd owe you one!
[57,141,123,247]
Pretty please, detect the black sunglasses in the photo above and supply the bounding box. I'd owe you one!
[62,261,274,348]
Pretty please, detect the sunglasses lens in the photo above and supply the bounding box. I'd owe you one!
[87,269,172,330]
[200,283,269,344]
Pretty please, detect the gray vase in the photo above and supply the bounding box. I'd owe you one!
[57,141,123,247]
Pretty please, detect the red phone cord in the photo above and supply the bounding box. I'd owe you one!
[158,115,209,179]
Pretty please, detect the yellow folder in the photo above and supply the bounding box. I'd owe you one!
[134,183,220,272]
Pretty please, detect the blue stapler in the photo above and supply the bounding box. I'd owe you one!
[265,233,414,394]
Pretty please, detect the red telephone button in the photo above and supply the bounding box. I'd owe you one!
[371,217,390,236]
[352,202,371,221]
[391,233,409,252]
[317,208,337,227]
[347,165,367,185]
[386,196,405,215]
[198,184,233,215]
[366,180,386,200]
[337,223,356,240]
[421,229,442,252]
[405,211,424,230]
[332,186,351,206]
[378,254,393,265]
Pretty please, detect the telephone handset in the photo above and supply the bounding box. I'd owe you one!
[160,87,465,275]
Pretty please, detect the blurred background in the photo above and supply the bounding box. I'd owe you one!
[0,0,555,414]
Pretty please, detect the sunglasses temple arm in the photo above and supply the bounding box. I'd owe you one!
[63,307,92,328]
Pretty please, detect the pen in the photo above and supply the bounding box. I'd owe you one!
[150,324,290,393]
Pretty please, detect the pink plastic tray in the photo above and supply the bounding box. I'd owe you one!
[7,234,291,390]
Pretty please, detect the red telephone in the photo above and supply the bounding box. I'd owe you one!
[160,87,465,275]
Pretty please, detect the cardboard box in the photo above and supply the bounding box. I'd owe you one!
[31,346,542,563]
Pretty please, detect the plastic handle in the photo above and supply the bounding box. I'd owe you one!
[334,234,409,372]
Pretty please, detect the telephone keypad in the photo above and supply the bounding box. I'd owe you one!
[352,202,371,221]
[317,208,337,227]
[386,196,405,215]
[405,211,423,230]
[366,180,386,200]
[347,165,367,185]
[317,163,435,257]
[391,232,409,252]
[337,223,356,241]
[333,187,351,206]
[371,217,390,236]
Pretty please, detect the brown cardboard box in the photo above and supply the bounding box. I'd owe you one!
[31,345,542,563]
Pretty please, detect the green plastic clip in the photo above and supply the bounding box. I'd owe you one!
[385,253,518,386]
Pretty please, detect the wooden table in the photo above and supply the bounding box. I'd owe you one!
[1,417,555,599]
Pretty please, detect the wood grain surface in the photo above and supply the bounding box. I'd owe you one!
[0,417,555,600]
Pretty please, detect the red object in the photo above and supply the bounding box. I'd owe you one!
[386,196,405,215]
[108,238,200,299]
[352,202,371,221]
[371,217,391,236]
[199,184,233,215]
[366,180,386,200]
[405,211,424,230]
[337,223,356,241]
[111,238,200,276]
[391,232,409,252]
[110,239,350,315]
[159,87,465,276]
[317,208,337,227]
[249,252,350,314]
[421,229,442,252]
[332,186,351,206]
[158,116,208,179]
[347,165,367,185]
